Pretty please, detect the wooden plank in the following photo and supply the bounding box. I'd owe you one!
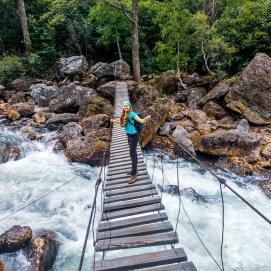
[105,184,156,197]
[95,231,178,251]
[109,161,145,170]
[103,196,161,212]
[108,165,146,174]
[109,158,145,168]
[97,221,173,240]
[109,154,144,163]
[93,248,187,271]
[142,262,197,271]
[110,147,141,153]
[104,179,152,191]
[107,170,148,181]
[97,213,168,232]
[104,189,158,204]
[101,203,165,220]
[106,175,149,186]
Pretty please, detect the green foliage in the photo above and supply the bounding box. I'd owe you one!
[0,55,24,86]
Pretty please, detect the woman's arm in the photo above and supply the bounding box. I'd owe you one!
[110,118,120,124]
[134,115,151,124]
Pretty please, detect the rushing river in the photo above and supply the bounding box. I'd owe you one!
[0,127,270,271]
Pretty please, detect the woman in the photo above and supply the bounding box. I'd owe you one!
[111,100,151,184]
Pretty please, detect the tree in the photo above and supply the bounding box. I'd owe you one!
[103,0,141,83]
[17,0,31,51]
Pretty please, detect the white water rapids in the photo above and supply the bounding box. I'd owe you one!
[0,127,270,271]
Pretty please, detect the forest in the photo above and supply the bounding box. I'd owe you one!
[1,0,271,85]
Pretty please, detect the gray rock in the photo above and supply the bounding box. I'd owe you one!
[46,113,80,130]
[200,79,231,105]
[90,59,130,80]
[53,55,88,80]
[187,87,207,108]
[159,122,171,136]
[172,125,196,156]
[96,81,116,101]
[30,83,58,107]
[175,89,189,103]
[49,83,96,113]
[59,122,83,147]
[236,119,250,132]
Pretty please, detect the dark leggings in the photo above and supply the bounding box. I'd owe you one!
[127,133,139,176]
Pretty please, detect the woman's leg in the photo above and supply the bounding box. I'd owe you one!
[129,134,139,176]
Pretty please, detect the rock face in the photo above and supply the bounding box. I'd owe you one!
[0,225,32,254]
[200,79,230,105]
[90,60,130,80]
[187,87,207,108]
[30,84,58,107]
[28,231,59,271]
[53,55,88,80]
[49,83,96,113]
[172,125,196,156]
[225,53,271,124]
[155,72,178,94]
[66,136,108,165]
[59,122,83,147]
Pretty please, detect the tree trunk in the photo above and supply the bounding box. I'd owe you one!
[131,0,141,83]
[17,0,31,52]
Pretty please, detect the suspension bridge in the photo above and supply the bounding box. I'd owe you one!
[90,82,197,271]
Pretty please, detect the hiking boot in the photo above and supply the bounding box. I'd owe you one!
[128,175,138,184]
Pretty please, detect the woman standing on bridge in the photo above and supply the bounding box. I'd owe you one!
[111,100,151,184]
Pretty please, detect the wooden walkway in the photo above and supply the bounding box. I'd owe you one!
[93,82,197,271]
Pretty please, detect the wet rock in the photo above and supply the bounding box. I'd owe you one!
[159,122,171,136]
[59,122,83,147]
[236,119,250,132]
[131,84,159,110]
[0,261,5,271]
[46,113,80,130]
[11,101,35,117]
[11,78,43,92]
[53,55,88,80]
[81,114,109,131]
[1,146,22,163]
[66,136,108,165]
[172,125,196,156]
[20,126,41,140]
[155,71,178,94]
[258,180,271,198]
[28,231,59,271]
[225,53,271,124]
[49,83,96,113]
[200,79,231,105]
[187,87,207,108]
[30,83,58,107]
[79,96,113,117]
[0,225,32,254]
[175,89,189,103]
[203,101,228,119]
[197,130,262,157]
[140,103,167,148]
[53,140,65,152]
[90,59,130,80]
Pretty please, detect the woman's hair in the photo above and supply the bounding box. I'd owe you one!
[120,106,132,127]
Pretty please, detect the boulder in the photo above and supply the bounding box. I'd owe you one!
[175,89,189,103]
[30,83,58,107]
[81,73,98,89]
[225,53,271,124]
[20,126,41,140]
[81,114,109,131]
[79,96,113,117]
[0,225,32,254]
[172,125,196,156]
[258,180,271,198]
[1,146,21,163]
[155,71,178,94]
[8,92,29,104]
[181,73,216,88]
[46,113,80,130]
[183,109,207,124]
[236,119,250,132]
[187,87,207,108]
[65,136,108,166]
[49,83,96,113]
[203,101,228,119]
[140,103,167,148]
[11,78,42,92]
[200,79,231,105]
[197,130,262,157]
[11,101,35,117]
[52,55,88,80]
[28,231,59,271]
[159,122,171,136]
[96,81,116,101]
[90,59,130,80]
[59,122,83,147]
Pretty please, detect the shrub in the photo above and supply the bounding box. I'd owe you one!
[0,55,24,86]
